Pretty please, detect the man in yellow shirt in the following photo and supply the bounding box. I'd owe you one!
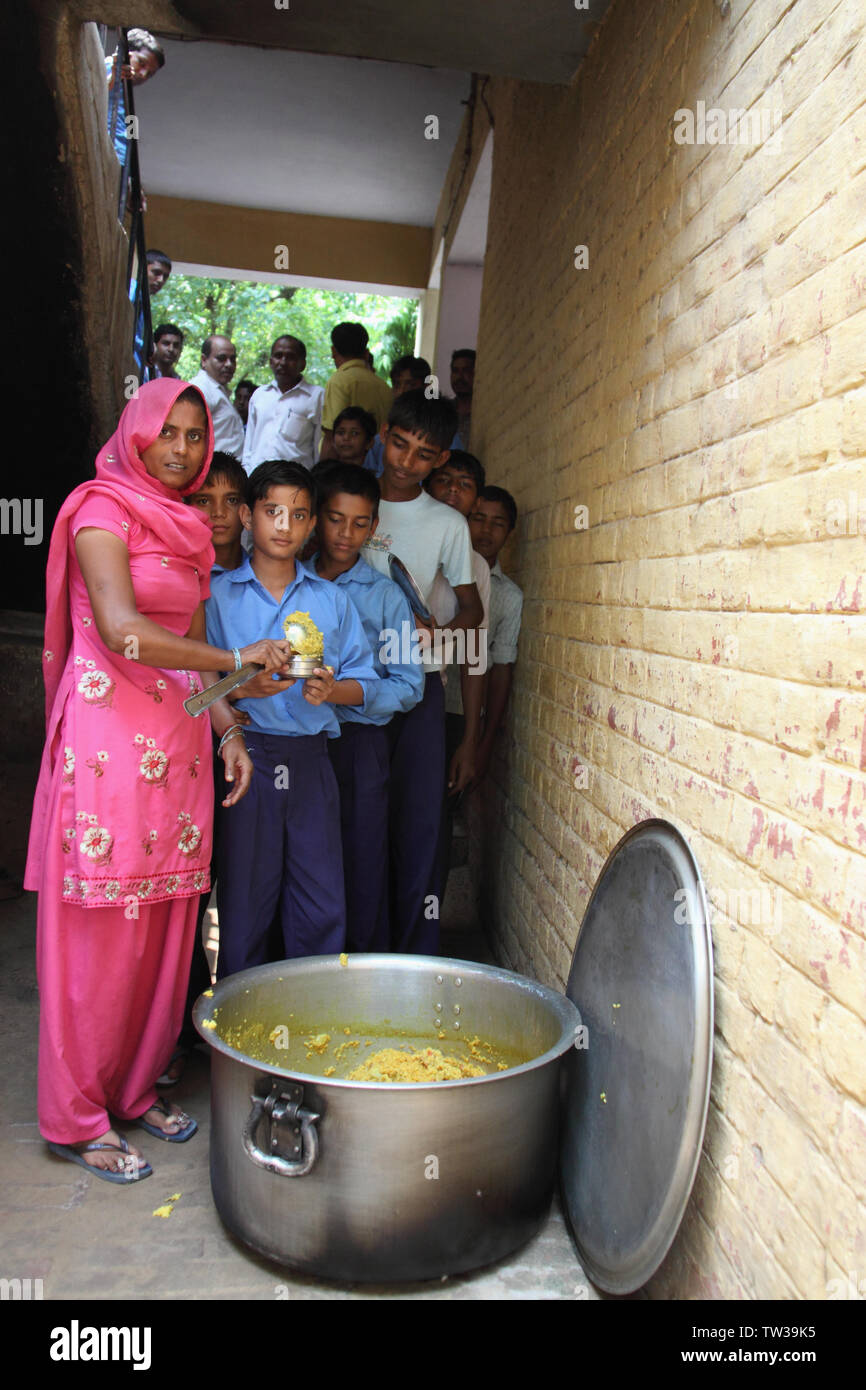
[320,322,392,458]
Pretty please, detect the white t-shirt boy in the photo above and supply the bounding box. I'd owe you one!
[362,490,474,675]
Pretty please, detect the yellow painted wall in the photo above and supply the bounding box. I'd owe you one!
[470,0,866,1299]
[146,195,432,289]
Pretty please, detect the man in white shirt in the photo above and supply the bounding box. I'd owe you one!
[191,336,245,458]
[243,335,324,474]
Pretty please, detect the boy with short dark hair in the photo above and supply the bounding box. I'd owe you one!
[163,452,250,1082]
[469,485,524,785]
[186,452,247,573]
[234,379,257,427]
[310,464,424,951]
[361,390,482,952]
[205,460,377,973]
[333,406,378,467]
[424,452,491,895]
[364,356,432,477]
[152,323,184,379]
[424,450,490,759]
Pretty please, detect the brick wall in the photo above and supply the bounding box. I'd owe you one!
[471,0,865,1298]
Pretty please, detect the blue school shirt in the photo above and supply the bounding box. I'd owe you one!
[205,556,377,738]
[363,435,385,477]
[305,555,424,726]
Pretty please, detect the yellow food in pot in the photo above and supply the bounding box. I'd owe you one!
[347,1047,485,1083]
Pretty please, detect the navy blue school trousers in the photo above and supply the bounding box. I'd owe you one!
[386,672,446,954]
[215,730,346,978]
[327,721,390,953]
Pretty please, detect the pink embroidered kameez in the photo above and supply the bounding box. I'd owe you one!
[25,379,217,1143]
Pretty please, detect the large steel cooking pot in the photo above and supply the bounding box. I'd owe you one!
[194,953,580,1282]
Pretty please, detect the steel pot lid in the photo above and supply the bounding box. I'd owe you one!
[561,819,714,1294]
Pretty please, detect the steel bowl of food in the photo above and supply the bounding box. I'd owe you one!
[282,611,324,677]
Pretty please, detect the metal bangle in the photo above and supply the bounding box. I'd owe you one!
[218,724,244,754]
[232,647,242,671]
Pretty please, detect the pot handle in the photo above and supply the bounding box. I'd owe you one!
[243,1082,320,1178]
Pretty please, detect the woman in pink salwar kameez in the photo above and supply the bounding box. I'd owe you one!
[25,379,291,1182]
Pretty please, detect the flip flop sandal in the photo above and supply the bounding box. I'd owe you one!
[133,1096,198,1143]
[47,1135,153,1184]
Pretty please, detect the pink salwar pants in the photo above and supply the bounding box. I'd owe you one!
[36,893,197,1144]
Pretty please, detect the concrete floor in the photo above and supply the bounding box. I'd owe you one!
[0,759,602,1302]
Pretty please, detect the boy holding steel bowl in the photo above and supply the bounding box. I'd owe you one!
[205,460,377,975]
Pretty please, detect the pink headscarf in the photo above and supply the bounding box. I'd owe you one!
[40,378,215,723]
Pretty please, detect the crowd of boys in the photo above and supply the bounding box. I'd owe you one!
[167,383,523,1003]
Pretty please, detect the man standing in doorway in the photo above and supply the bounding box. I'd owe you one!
[450,348,476,450]
[320,322,392,459]
[243,336,323,473]
[191,335,245,457]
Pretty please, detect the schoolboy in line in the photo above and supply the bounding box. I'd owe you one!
[332,406,378,468]
[206,460,377,974]
[363,355,431,477]
[309,464,424,951]
[158,452,250,1085]
[425,449,491,735]
[234,379,257,428]
[469,485,524,785]
[188,452,248,573]
[425,452,491,898]
[362,390,482,953]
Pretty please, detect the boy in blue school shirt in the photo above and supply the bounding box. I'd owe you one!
[161,452,251,1082]
[206,460,377,976]
[309,464,424,952]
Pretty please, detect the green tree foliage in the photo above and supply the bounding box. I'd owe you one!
[153,276,419,388]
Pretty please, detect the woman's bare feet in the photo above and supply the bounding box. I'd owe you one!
[134,1096,197,1142]
[70,1129,147,1176]
[140,1101,190,1136]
